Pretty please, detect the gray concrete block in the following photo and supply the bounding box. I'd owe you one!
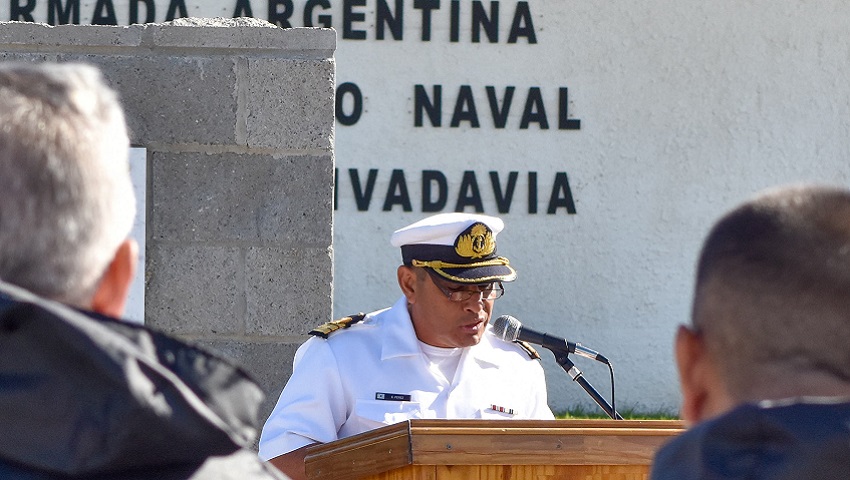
[146,244,245,335]
[147,18,335,58]
[244,57,335,150]
[245,247,332,336]
[0,20,333,53]
[194,339,301,427]
[197,339,299,398]
[55,54,239,145]
[0,22,143,48]
[150,151,333,244]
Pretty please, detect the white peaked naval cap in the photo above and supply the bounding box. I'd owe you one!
[390,213,517,284]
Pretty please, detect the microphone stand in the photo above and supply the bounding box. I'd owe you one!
[552,349,623,420]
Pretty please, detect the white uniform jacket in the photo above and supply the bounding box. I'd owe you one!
[258,296,554,460]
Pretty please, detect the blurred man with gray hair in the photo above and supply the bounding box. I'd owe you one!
[0,60,137,315]
[651,184,850,479]
[0,62,285,479]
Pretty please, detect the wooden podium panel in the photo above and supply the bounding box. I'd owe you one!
[305,419,684,480]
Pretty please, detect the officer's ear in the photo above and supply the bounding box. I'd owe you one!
[397,265,421,304]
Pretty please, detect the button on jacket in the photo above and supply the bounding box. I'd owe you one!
[259,296,553,459]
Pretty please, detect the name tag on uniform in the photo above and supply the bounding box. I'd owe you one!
[375,392,412,402]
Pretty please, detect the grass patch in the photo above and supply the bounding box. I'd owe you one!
[555,405,679,420]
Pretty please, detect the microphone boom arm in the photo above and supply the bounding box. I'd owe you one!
[552,349,623,420]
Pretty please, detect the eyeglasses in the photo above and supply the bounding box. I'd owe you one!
[427,272,504,302]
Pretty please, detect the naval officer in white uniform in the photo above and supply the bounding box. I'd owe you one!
[259,213,554,479]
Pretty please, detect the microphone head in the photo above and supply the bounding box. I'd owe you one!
[492,315,522,342]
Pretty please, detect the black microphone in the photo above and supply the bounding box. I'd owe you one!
[492,315,610,365]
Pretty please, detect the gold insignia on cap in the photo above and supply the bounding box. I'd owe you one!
[455,223,495,259]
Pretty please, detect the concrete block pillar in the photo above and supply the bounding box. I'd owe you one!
[0,17,336,421]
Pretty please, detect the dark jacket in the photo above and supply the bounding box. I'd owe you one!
[651,400,850,480]
[0,282,286,479]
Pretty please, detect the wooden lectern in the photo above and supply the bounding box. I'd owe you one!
[304,419,684,480]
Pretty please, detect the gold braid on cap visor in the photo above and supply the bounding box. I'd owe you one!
[411,257,515,283]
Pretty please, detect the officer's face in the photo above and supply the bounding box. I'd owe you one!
[399,266,494,348]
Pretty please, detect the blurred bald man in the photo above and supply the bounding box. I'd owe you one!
[651,184,850,480]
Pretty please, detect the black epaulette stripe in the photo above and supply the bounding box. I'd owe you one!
[517,341,541,360]
[308,312,367,339]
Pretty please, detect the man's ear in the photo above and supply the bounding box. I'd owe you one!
[90,239,138,318]
[397,265,418,303]
[676,324,738,426]
[675,324,712,426]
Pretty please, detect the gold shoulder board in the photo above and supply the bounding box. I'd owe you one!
[517,341,541,360]
[309,312,366,339]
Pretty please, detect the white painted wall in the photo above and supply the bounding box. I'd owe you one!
[9,1,850,414]
[332,1,850,414]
